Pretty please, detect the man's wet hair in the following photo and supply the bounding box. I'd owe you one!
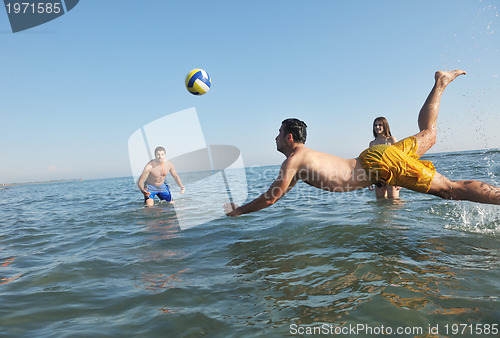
[282,118,307,144]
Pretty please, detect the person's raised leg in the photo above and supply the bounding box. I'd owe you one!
[414,70,466,157]
[428,172,500,205]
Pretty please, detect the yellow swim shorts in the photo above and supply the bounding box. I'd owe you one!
[358,136,436,193]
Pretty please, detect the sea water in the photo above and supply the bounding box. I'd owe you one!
[1,150,499,337]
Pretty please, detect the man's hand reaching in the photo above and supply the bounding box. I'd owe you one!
[224,203,240,217]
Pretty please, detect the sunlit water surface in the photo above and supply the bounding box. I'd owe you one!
[1,150,499,337]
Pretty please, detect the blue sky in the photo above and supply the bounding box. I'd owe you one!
[1,0,499,184]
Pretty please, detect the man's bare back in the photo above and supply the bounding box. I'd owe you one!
[285,146,371,192]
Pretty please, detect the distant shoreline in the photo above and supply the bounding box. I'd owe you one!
[1,178,83,188]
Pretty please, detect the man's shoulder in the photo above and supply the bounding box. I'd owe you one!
[280,151,303,170]
[286,146,325,167]
[287,146,310,160]
[164,160,175,168]
[141,160,153,170]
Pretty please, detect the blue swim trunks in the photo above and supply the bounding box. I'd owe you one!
[145,183,172,202]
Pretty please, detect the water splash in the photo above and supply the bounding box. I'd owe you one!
[441,203,500,235]
[482,150,499,183]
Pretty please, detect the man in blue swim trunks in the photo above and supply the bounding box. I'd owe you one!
[137,146,185,207]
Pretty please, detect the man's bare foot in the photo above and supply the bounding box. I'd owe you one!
[435,70,466,87]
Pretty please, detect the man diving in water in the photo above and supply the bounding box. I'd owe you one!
[225,70,500,216]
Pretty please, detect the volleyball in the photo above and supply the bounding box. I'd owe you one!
[185,69,211,95]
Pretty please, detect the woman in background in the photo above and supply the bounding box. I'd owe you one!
[369,117,400,199]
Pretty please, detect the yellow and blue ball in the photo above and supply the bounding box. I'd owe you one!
[185,68,211,95]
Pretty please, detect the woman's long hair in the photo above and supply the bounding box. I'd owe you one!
[372,117,392,138]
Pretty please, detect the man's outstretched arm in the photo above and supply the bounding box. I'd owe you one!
[225,159,298,217]
[168,163,185,193]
